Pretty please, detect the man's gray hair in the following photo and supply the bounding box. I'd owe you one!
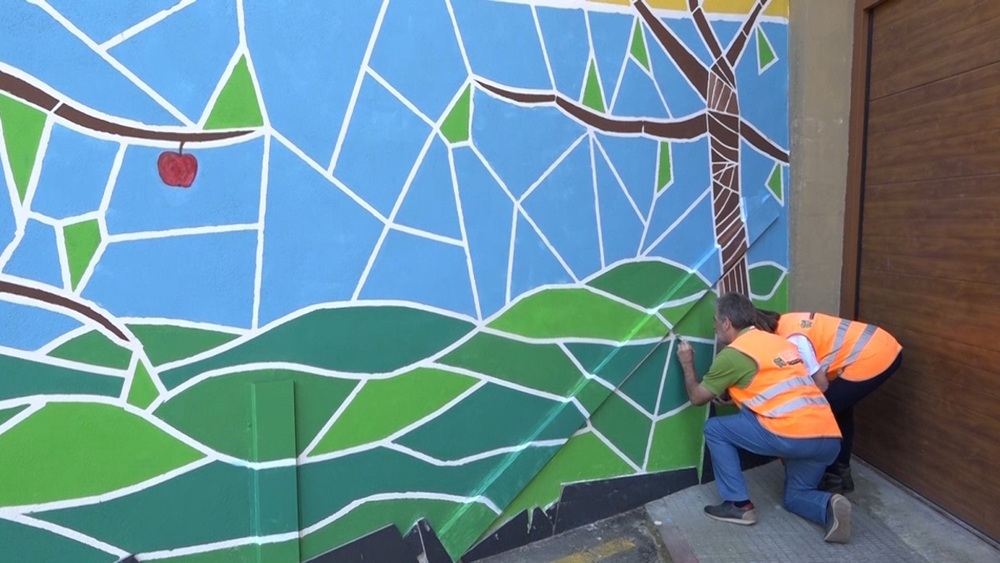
[716,292,757,330]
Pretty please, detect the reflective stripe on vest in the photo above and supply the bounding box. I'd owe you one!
[726,328,841,439]
[780,313,882,374]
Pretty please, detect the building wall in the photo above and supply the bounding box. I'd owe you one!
[787,0,853,314]
[0,1,788,561]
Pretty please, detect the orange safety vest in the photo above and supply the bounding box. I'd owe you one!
[777,312,901,382]
[727,329,841,439]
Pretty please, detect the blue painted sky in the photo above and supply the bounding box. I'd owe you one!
[1,1,788,327]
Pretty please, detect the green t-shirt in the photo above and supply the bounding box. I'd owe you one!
[700,347,757,396]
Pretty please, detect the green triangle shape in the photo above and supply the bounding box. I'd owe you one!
[441,85,472,144]
[757,28,777,71]
[766,162,784,202]
[0,404,29,428]
[582,59,605,113]
[657,142,672,192]
[0,93,47,203]
[630,21,650,71]
[127,360,159,409]
[63,219,102,290]
[204,56,264,130]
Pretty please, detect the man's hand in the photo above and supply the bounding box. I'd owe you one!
[712,391,734,406]
[678,340,695,366]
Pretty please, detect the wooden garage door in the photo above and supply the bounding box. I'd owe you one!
[849,0,1000,542]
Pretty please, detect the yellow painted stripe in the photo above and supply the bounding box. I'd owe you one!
[552,537,636,563]
[589,0,789,18]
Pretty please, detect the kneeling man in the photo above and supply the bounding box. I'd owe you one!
[677,292,851,543]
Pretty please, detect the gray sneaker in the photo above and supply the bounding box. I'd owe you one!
[704,501,757,525]
[824,494,852,543]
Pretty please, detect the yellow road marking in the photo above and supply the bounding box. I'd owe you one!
[552,537,637,563]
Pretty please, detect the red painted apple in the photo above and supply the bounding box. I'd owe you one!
[158,145,198,188]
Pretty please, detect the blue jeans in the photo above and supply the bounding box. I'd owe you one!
[704,408,840,526]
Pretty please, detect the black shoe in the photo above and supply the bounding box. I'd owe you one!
[824,494,851,543]
[704,501,757,525]
[820,465,855,494]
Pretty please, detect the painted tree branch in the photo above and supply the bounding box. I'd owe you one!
[0,279,129,342]
[634,0,709,96]
[726,0,769,68]
[0,69,257,143]
[688,0,724,61]
[741,118,789,163]
[476,80,709,139]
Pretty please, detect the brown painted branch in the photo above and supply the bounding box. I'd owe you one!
[725,0,769,67]
[688,0,724,61]
[740,118,789,163]
[477,80,708,140]
[0,69,257,143]
[0,279,129,342]
[633,0,709,96]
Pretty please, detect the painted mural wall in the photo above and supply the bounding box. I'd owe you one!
[0,0,788,561]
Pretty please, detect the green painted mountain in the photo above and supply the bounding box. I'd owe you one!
[155,368,359,460]
[0,402,202,506]
[587,260,709,308]
[160,306,476,389]
[0,354,123,402]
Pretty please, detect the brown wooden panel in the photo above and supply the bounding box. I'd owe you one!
[862,235,1000,263]
[864,174,1000,203]
[861,248,1000,285]
[865,62,1000,185]
[860,215,1000,240]
[869,0,1000,100]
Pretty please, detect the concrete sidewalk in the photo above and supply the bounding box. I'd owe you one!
[647,460,998,562]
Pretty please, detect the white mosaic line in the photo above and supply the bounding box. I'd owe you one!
[197,47,244,128]
[121,317,246,335]
[656,400,695,422]
[328,0,391,172]
[756,28,779,74]
[298,380,366,459]
[117,351,141,403]
[555,342,620,392]
[52,223,70,290]
[388,224,464,248]
[19,118,53,216]
[0,458,212,515]
[302,492,500,538]
[643,339,674,470]
[303,379,488,463]
[727,1,774,70]
[581,10,599,102]
[24,211,60,227]
[608,28,633,112]
[236,3,271,128]
[1,514,129,558]
[0,119,22,229]
[749,262,787,300]
[468,145,578,282]
[385,439,567,468]
[741,118,788,160]
[647,56,675,118]
[429,363,576,406]
[504,205,518,305]
[477,326,664,349]
[444,0,474,75]
[368,68,436,129]
[0,402,43,440]
[518,133,588,204]
[589,423,642,473]
[72,239,106,296]
[251,133,271,330]
[99,0,198,50]
[642,185,712,256]
[271,130,388,224]
[140,532,301,561]
[104,223,259,243]
[34,324,92,355]
[448,147,484,320]
[591,136,647,225]
[353,128,439,300]
[30,0,196,125]
[531,5,557,89]
[589,136,606,269]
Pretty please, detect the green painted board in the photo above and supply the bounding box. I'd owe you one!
[646,404,709,472]
[441,85,472,144]
[153,541,299,563]
[63,219,101,290]
[489,288,666,341]
[630,21,650,70]
[204,56,264,130]
[0,92,46,202]
[439,333,584,396]
[156,369,356,460]
[0,353,123,402]
[0,402,202,506]
[588,260,707,309]
[126,361,159,409]
[618,342,671,413]
[0,518,117,563]
[667,292,718,339]
[160,306,474,389]
[310,367,477,455]
[48,330,131,370]
[749,263,786,300]
[583,59,605,112]
[658,341,714,416]
[590,392,652,466]
[394,384,581,460]
[128,324,240,367]
[564,341,656,388]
